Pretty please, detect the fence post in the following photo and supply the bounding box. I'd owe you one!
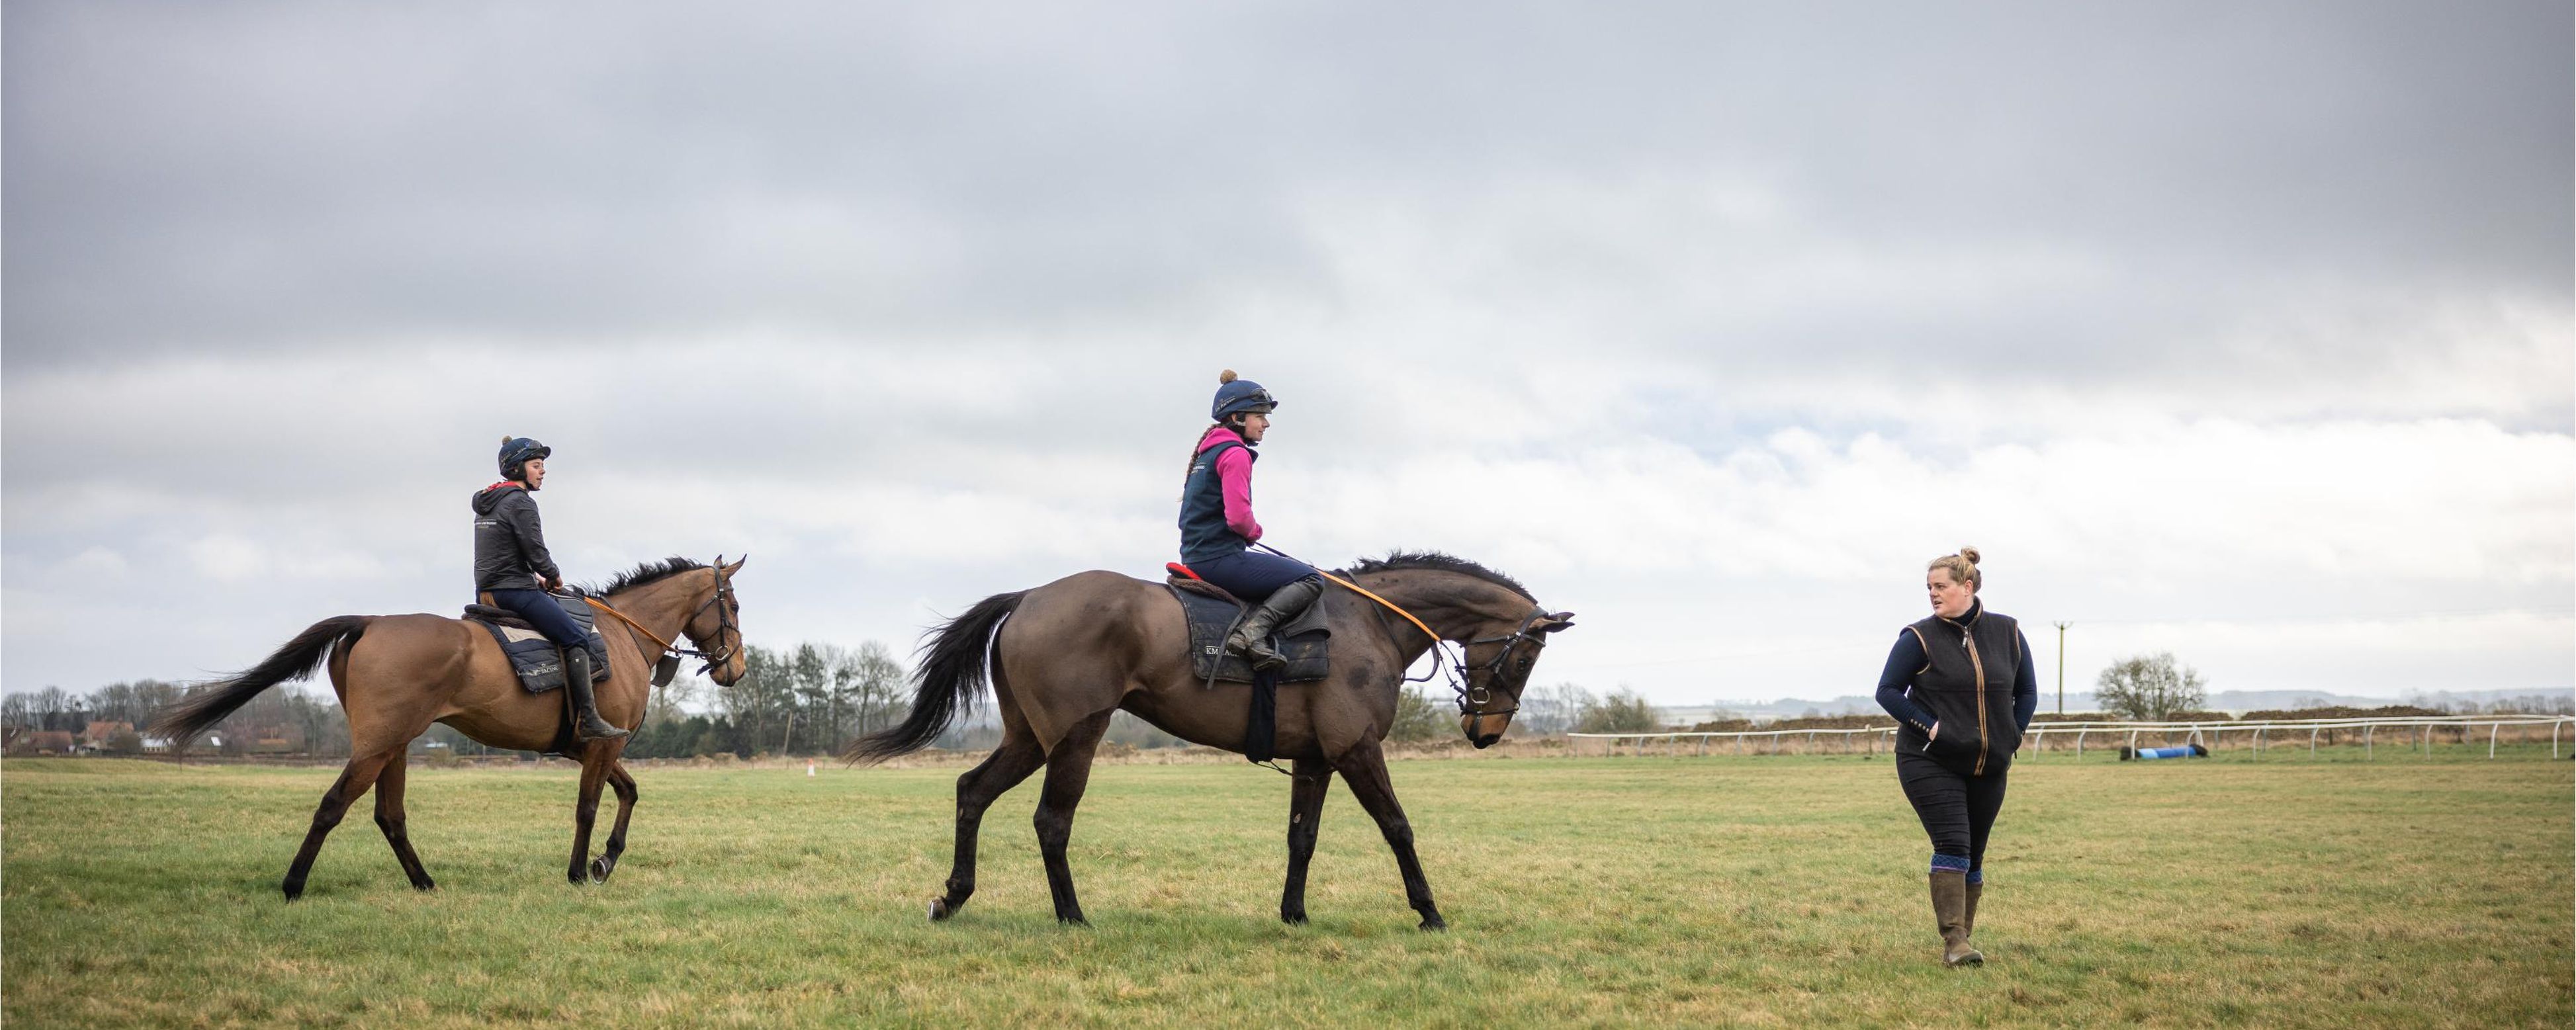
[2365,725,2374,759]
[2254,726,2264,759]
[2075,729,2084,760]
[2311,726,2320,755]
[2489,722,2499,759]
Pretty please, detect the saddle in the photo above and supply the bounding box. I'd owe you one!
[1164,566,1332,686]
[463,593,609,695]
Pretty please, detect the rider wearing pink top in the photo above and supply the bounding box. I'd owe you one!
[1178,370,1322,669]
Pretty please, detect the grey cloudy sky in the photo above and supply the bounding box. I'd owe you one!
[5,1,2569,708]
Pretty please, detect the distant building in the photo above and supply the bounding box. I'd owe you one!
[10,730,77,755]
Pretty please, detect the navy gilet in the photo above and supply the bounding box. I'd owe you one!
[1178,438,1254,564]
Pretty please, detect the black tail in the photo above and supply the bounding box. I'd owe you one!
[844,591,1026,763]
[150,616,374,745]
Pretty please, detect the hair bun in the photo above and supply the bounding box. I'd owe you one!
[1218,369,1237,384]
[501,435,513,445]
[1958,546,1981,566]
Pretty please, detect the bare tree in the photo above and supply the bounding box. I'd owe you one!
[2094,652,2206,721]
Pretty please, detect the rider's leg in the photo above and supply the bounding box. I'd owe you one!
[488,588,625,740]
[1194,551,1325,671]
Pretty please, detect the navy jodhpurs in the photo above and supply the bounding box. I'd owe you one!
[486,588,590,650]
[1188,549,1317,602]
[1895,750,2008,873]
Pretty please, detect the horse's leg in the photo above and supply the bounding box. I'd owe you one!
[1034,710,1114,925]
[1331,740,1445,930]
[1280,757,1336,925]
[931,727,1046,922]
[566,742,616,886]
[588,760,639,884]
[373,750,436,891]
[282,748,400,900]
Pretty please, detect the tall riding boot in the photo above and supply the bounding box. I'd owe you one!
[562,648,626,741]
[1930,871,1983,966]
[1226,576,1324,671]
[1964,879,1982,939]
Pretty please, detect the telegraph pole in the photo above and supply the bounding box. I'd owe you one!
[2053,621,2070,715]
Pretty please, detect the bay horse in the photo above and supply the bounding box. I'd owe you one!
[151,556,747,899]
[846,550,1573,930]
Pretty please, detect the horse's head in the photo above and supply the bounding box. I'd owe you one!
[1455,608,1576,748]
[680,556,750,685]
[1345,551,1576,750]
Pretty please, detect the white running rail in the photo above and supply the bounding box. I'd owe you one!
[1568,715,2576,760]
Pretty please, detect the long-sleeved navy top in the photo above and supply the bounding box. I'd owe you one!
[1874,603,2039,736]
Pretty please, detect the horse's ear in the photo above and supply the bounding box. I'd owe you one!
[1537,611,1576,632]
[724,554,748,574]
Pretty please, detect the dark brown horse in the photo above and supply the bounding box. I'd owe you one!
[847,551,1572,930]
[152,556,748,898]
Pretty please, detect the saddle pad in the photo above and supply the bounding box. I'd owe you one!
[1168,583,1331,685]
[463,595,609,695]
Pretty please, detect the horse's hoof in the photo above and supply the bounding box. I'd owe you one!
[411,878,437,892]
[1057,914,1089,927]
[588,856,615,883]
[1281,912,1309,926]
[1417,916,1448,932]
[928,898,952,922]
[281,882,304,902]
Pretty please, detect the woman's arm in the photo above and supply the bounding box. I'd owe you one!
[1875,630,1938,734]
[1216,446,1262,541]
[2013,627,2039,731]
[504,492,562,585]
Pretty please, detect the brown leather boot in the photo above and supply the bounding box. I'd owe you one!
[1964,879,1982,939]
[1930,871,1983,966]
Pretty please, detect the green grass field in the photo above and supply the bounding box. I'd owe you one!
[5,750,2569,1028]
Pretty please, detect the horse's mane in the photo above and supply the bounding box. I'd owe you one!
[1342,550,1534,603]
[585,556,707,597]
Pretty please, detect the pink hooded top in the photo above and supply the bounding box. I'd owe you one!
[1197,424,1262,542]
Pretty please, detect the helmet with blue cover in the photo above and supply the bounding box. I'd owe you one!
[498,436,552,480]
[1210,370,1277,422]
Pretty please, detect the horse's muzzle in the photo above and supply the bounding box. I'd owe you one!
[1462,712,1511,749]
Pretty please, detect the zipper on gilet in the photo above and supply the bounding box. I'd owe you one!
[1963,628,1990,775]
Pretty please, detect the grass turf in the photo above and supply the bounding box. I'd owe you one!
[4,750,2568,1027]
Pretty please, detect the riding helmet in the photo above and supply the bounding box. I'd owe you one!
[498,436,553,480]
[1210,369,1278,421]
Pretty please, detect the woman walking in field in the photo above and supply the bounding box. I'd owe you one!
[1875,546,2036,966]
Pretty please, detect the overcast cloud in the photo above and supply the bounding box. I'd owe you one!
[5,1,2569,708]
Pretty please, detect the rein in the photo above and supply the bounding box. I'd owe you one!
[582,554,741,674]
[1251,543,1542,721]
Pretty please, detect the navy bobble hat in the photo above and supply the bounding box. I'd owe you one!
[498,436,552,479]
[1210,369,1278,421]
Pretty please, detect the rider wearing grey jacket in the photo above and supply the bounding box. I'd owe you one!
[473,436,623,740]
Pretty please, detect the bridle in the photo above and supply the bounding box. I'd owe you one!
[584,554,743,681]
[1245,542,1550,724]
[1453,608,1553,722]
